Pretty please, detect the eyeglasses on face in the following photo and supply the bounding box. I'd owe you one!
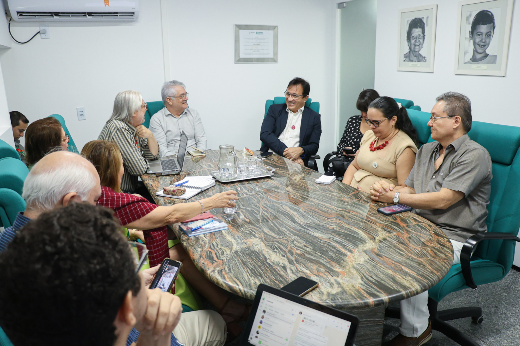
[141,102,148,109]
[365,117,388,128]
[61,134,69,143]
[170,93,189,100]
[284,91,303,100]
[429,115,455,123]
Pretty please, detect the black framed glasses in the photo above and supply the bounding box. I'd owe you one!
[141,102,148,109]
[284,91,303,100]
[365,118,388,128]
[129,242,149,273]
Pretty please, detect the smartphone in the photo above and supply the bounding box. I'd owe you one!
[260,151,273,158]
[377,204,413,215]
[281,277,319,297]
[149,258,182,292]
[342,148,355,155]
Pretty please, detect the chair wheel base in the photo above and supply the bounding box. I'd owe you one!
[471,315,484,324]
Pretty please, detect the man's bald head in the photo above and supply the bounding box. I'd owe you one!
[23,151,102,212]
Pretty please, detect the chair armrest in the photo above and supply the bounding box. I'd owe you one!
[307,155,320,171]
[461,232,520,289]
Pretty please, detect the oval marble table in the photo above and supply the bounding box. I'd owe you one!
[142,150,453,346]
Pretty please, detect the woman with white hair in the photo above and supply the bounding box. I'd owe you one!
[98,90,159,200]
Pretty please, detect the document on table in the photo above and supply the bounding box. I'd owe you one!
[239,29,274,59]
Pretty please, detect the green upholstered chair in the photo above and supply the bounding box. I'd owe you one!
[264,97,320,118]
[143,101,165,128]
[0,157,29,196]
[264,97,321,171]
[0,327,13,346]
[387,114,520,346]
[392,98,414,109]
[0,188,26,229]
[407,109,432,148]
[48,114,79,153]
[0,139,19,161]
[409,105,421,111]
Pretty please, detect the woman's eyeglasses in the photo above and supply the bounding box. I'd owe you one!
[61,134,69,143]
[365,118,388,128]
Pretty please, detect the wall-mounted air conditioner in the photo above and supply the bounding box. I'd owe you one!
[6,0,139,22]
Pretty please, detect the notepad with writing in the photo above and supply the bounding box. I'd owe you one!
[156,176,215,200]
[179,217,228,237]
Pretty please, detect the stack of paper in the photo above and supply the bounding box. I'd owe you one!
[156,176,215,200]
[315,175,336,185]
[179,217,228,237]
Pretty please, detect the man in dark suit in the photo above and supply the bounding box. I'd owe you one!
[260,77,322,166]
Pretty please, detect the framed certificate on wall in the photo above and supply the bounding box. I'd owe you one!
[234,25,278,64]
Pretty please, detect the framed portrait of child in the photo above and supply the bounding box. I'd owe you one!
[455,0,514,76]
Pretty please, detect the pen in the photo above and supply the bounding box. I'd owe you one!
[175,180,189,187]
[190,220,215,232]
[190,146,205,154]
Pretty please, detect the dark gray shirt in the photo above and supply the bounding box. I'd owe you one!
[405,134,492,242]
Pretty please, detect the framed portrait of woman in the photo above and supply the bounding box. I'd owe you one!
[455,0,514,76]
[397,5,437,73]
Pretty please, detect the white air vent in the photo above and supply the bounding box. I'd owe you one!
[7,0,139,22]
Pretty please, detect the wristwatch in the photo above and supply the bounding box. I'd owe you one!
[393,192,400,204]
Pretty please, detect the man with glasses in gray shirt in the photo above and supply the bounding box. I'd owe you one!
[150,80,207,157]
[369,92,492,346]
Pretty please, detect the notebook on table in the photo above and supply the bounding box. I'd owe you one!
[156,176,215,200]
[147,132,188,175]
[178,216,228,237]
[241,284,359,346]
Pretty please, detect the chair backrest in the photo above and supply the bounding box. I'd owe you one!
[143,101,165,128]
[0,188,26,229]
[48,114,79,153]
[0,157,29,196]
[393,98,414,109]
[406,109,432,148]
[264,97,320,118]
[0,139,19,161]
[466,122,520,272]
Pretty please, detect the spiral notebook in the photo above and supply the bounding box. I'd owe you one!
[156,176,215,200]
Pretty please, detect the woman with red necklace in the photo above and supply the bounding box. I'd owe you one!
[342,97,418,193]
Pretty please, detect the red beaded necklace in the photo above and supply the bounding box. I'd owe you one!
[370,130,399,152]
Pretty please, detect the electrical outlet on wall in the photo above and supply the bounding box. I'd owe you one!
[39,25,50,39]
[77,107,86,121]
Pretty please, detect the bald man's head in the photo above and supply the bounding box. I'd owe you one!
[23,151,102,212]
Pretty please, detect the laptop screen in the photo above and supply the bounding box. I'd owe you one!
[245,290,354,346]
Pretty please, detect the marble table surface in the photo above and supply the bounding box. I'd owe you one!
[142,150,453,310]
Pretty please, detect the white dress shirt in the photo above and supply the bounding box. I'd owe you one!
[278,106,303,148]
[149,107,207,157]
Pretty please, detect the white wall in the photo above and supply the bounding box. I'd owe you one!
[164,0,337,158]
[0,0,338,161]
[0,0,165,152]
[374,0,520,126]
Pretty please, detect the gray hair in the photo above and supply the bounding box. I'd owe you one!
[161,80,186,105]
[436,92,472,133]
[108,90,143,124]
[22,160,97,212]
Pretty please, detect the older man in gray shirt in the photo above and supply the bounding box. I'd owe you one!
[370,92,492,346]
[150,80,207,157]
